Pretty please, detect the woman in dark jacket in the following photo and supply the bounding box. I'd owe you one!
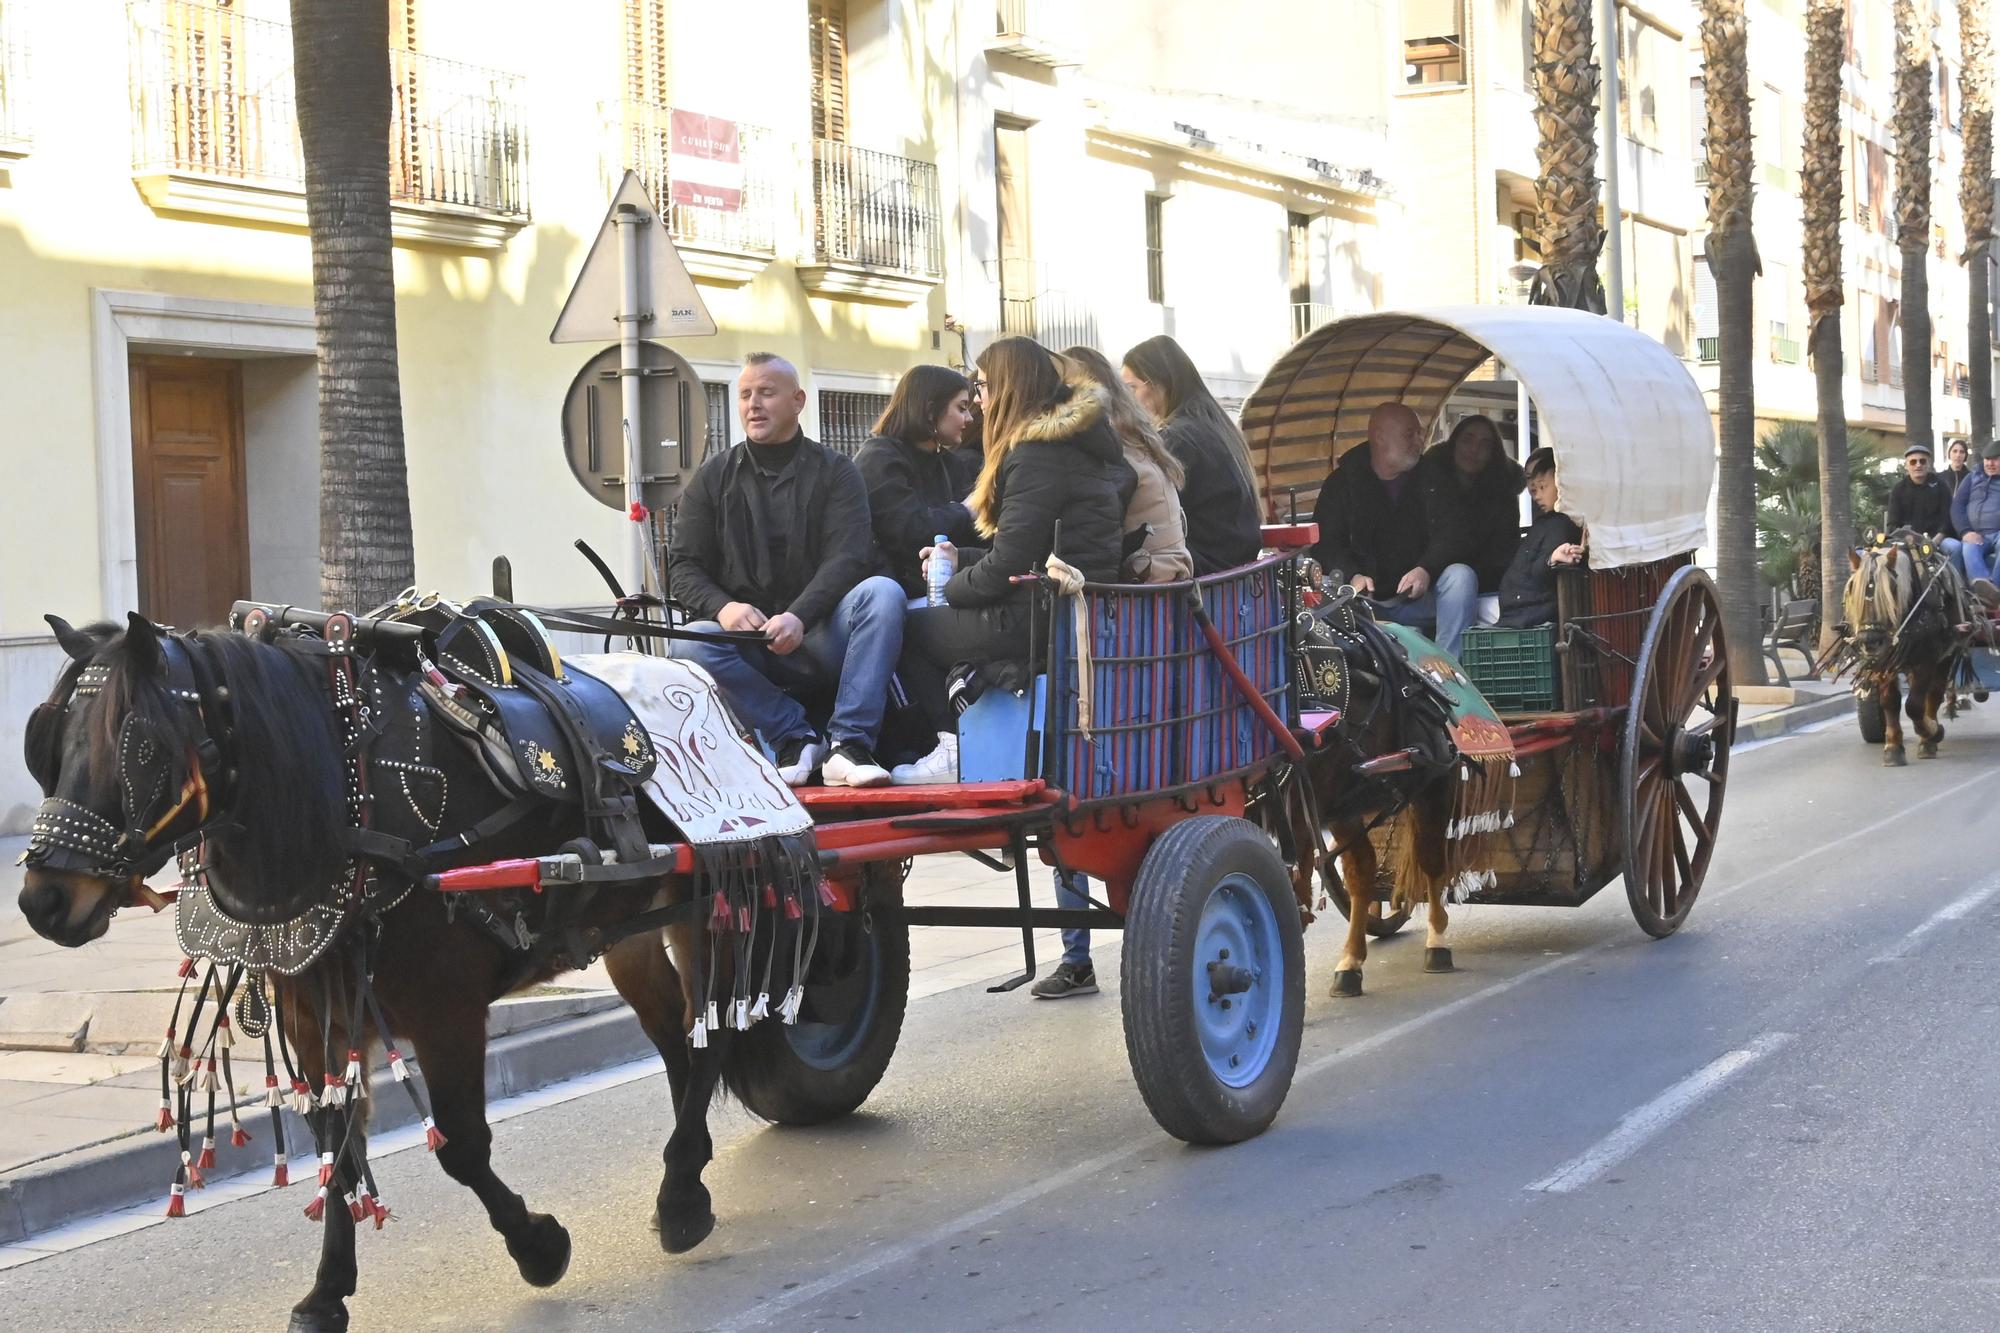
[892,337,1135,783]
[1122,335,1263,573]
[1423,414,1526,592]
[1497,449,1584,627]
[855,364,981,600]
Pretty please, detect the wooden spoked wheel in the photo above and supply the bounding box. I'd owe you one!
[1621,567,1734,938]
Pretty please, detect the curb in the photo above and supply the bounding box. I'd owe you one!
[1737,690,1854,742]
[0,1007,654,1246]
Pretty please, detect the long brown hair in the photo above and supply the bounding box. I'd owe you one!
[1122,334,1257,496]
[1064,345,1185,489]
[871,363,971,446]
[967,336,1069,536]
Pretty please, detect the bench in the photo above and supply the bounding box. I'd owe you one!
[1763,598,1820,685]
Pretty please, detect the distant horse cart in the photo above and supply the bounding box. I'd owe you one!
[14,307,1731,1329]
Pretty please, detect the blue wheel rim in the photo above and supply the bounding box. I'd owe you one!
[1192,872,1283,1088]
[785,919,881,1071]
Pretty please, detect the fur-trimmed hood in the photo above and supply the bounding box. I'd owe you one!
[968,367,1123,536]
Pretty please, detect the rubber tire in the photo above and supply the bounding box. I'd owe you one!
[1856,694,1886,745]
[1120,816,1306,1145]
[1326,867,1413,938]
[722,905,910,1126]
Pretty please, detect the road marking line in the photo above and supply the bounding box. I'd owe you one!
[1526,1032,1794,1195]
[1870,874,2000,963]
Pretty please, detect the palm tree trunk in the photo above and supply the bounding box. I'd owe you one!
[291,0,415,612]
[1702,0,1767,684]
[1895,0,1934,460]
[1803,0,1852,648]
[1963,0,1994,450]
[1532,0,1606,307]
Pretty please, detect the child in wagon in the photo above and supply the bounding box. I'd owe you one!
[1496,447,1585,627]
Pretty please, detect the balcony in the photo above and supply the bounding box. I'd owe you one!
[128,0,528,249]
[605,101,782,285]
[0,6,27,157]
[1959,373,1973,398]
[1290,302,1338,343]
[988,0,1079,67]
[1697,336,1720,364]
[1770,332,1802,365]
[1861,357,1879,384]
[1000,291,1100,352]
[1890,362,1905,390]
[800,141,944,305]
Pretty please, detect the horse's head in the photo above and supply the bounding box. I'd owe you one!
[19,613,346,947]
[1843,540,1918,660]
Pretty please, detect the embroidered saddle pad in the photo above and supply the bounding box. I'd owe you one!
[1370,622,1515,762]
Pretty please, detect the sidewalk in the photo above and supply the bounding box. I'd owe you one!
[0,680,1852,1243]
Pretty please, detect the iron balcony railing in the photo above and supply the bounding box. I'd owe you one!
[0,6,28,155]
[129,0,527,217]
[1958,373,1973,398]
[1861,357,1879,384]
[809,139,944,280]
[1290,302,1338,342]
[1890,362,1905,389]
[1770,332,1801,365]
[607,101,780,257]
[1697,335,1720,364]
[1000,292,1101,352]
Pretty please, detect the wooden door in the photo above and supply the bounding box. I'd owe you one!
[129,357,249,630]
[995,120,1034,331]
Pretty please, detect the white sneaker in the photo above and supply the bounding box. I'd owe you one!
[821,741,892,788]
[891,732,959,785]
[775,734,828,786]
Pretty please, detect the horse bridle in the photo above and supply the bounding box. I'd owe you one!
[22,632,236,881]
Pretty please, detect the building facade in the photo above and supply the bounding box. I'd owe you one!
[0,0,1394,831]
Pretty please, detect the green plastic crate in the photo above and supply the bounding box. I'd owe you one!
[1459,624,1558,712]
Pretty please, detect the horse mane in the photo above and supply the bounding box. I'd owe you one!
[94,623,349,900]
[1843,543,1917,633]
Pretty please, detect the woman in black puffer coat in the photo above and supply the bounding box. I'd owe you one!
[1122,335,1263,573]
[890,337,1135,782]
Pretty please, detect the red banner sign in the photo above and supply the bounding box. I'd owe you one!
[668,110,743,213]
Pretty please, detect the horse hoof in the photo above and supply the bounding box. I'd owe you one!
[1423,947,1455,973]
[653,1188,717,1255]
[1919,743,1940,759]
[1883,747,1908,768]
[287,1303,349,1333]
[506,1212,572,1288]
[1331,969,1363,998]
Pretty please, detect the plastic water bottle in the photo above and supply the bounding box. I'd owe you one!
[926,534,954,607]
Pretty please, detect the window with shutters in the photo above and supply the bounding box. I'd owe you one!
[1693,257,1718,363]
[625,0,669,107]
[1145,193,1165,304]
[809,0,848,143]
[1888,302,1903,389]
[703,381,732,460]
[1401,0,1463,86]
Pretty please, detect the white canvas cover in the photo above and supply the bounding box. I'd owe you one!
[1239,306,1715,569]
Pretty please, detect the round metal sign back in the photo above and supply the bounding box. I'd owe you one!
[560,341,710,513]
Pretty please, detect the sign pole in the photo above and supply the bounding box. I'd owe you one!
[614,201,652,599]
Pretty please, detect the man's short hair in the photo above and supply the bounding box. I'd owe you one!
[1524,447,1557,479]
[741,352,801,385]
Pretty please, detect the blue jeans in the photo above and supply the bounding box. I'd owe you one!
[670,576,903,749]
[1941,537,1965,578]
[1965,536,2000,583]
[1380,562,1478,657]
[1056,870,1091,967]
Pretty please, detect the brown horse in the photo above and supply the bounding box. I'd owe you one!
[16,614,837,1332]
[1838,535,1967,766]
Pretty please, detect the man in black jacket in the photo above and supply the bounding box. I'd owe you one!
[1310,402,1478,654]
[668,354,904,787]
[1886,443,1954,539]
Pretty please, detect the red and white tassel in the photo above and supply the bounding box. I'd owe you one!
[230,1119,251,1149]
[182,1148,204,1191]
[196,1057,220,1093]
[422,1116,446,1152]
[291,1079,315,1116]
[171,1043,192,1085]
[316,1151,336,1188]
[369,1195,391,1230]
[196,1136,217,1171]
[176,956,196,979]
[154,1097,173,1132]
[217,1016,234,1049]
[303,1187,328,1222]
[272,1154,290,1188]
[386,1049,412,1083]
[322,1073,346,1109]
[156,1028,176,1062]
[264,1074,284,1109]
[165,1179,186,1218]
[346,1191,365,1223]
[342,1050,364,1101]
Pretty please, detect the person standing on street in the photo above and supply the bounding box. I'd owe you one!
[667,353,905,787]
[1121,335,1263,573]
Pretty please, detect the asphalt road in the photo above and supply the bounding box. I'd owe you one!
[6,707,2000,1332]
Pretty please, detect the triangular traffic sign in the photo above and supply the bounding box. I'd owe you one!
[550,171,717,343]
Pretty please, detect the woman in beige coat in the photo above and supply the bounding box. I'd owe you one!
[1065,346,1195,583]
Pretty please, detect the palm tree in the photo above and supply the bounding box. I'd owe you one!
[1702,0,1766,684]
[1802,0,1853,647]
[1530,0,1607,311]
[1962,0,1994,451]
[1754,422,1896,599]
[1893,0,1935,460]
[290,0,415,612]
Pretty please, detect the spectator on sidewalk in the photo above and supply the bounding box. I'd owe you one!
[1121,335,1263,573]
[667,353,904,788]
[1311,402,1478,655]
[1951,440,2000,603]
